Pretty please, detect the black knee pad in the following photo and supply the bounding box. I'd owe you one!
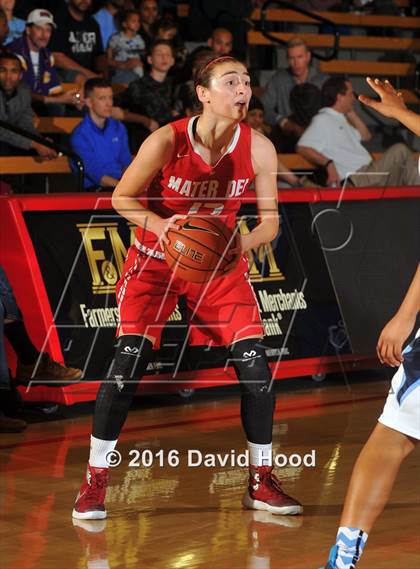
[93,335,153,440]
[107,335,153,390]
[229,339,273,394]
[229,339,275,444]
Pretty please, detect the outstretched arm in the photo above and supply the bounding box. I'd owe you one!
[377,263,420,366]
[359,77,420,136]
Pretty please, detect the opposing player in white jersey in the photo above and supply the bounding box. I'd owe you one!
[321,78,420,569]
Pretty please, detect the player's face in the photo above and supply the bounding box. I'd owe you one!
[0,58,22,93]
[148,45,174,72]
[245,108,264,131]
[210,31,233,56]
[123,13,141,33]
[26,23,52,50]
[87,87,113,118]
[204,62,251,122]
[287,45,310,77]
[140,0,158,25]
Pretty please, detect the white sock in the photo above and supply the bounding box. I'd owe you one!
[88,560,110,569]
[249,555,270,569]
[89,435,117,468]
[248,441,272,467]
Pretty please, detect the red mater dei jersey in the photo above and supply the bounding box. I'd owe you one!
[136,116,255,250]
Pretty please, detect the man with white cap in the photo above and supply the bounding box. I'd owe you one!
[9,9,81,113]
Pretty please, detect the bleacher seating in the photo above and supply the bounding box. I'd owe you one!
[1,4,417,184]
[247,31,420,53]
[177,4,420,30]
[0,153,384,178]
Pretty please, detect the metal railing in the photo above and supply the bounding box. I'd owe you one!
[0,119,84,192]
[259,0,340,61]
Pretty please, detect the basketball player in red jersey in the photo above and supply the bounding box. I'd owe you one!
[72,56,303,519]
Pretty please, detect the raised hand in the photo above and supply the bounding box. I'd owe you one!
[358,77,407,119]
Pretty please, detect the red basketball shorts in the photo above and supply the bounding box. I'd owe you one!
[116,244,264,349]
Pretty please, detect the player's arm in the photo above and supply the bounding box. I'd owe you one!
[359,77,420,136]
[377,263,420,367]
[245,130,279,252]
[112,125,184,244]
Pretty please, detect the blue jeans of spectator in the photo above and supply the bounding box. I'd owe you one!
[0,267,20,389]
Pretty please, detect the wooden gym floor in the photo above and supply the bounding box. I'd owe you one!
[0,377,419,569]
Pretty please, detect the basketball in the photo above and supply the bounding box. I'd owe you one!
[163,216,238,283]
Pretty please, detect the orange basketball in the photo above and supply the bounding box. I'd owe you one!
[163,216,238,283]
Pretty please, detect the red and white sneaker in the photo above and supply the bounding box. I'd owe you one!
[242,465,303,515]
[72,464,109,520]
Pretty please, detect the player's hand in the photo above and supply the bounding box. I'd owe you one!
[326,161,341,187]
[153,214,187,249]
[376,312,416,367]
[359,78,407,119]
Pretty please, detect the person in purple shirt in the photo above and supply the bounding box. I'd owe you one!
[70,78,132,190]
[9,9,81,114]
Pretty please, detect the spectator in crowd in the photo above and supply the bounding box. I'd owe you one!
[154,17,177,41]
[245,95,314,188]
[107,9,145,84]
[208,27,233,57]
[244,94,270,136]
[0,265,82,432]
[119,39,177,127]
[0,0,24,45]
[94,0,124,52]
[297,76,420,187]
[262,38,327,130]
[0,7,9,49]
[174,47,213,117]
[71,78,132,190]
[50,0,105,84]
[9,9,82,115]
[271,82,323,152]
[0,52,56,157]
[288,82,323,136]
[138,0,159,51]
[154,17,185,73]
[186,0,252,58]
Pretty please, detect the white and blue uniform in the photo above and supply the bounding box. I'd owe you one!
[379,328,420,440]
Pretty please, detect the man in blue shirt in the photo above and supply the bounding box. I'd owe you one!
[94,0,124,51]
[71,78,132,190]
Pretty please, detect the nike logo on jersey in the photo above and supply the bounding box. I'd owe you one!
[177,152,189,158]
[183,221,220,236]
